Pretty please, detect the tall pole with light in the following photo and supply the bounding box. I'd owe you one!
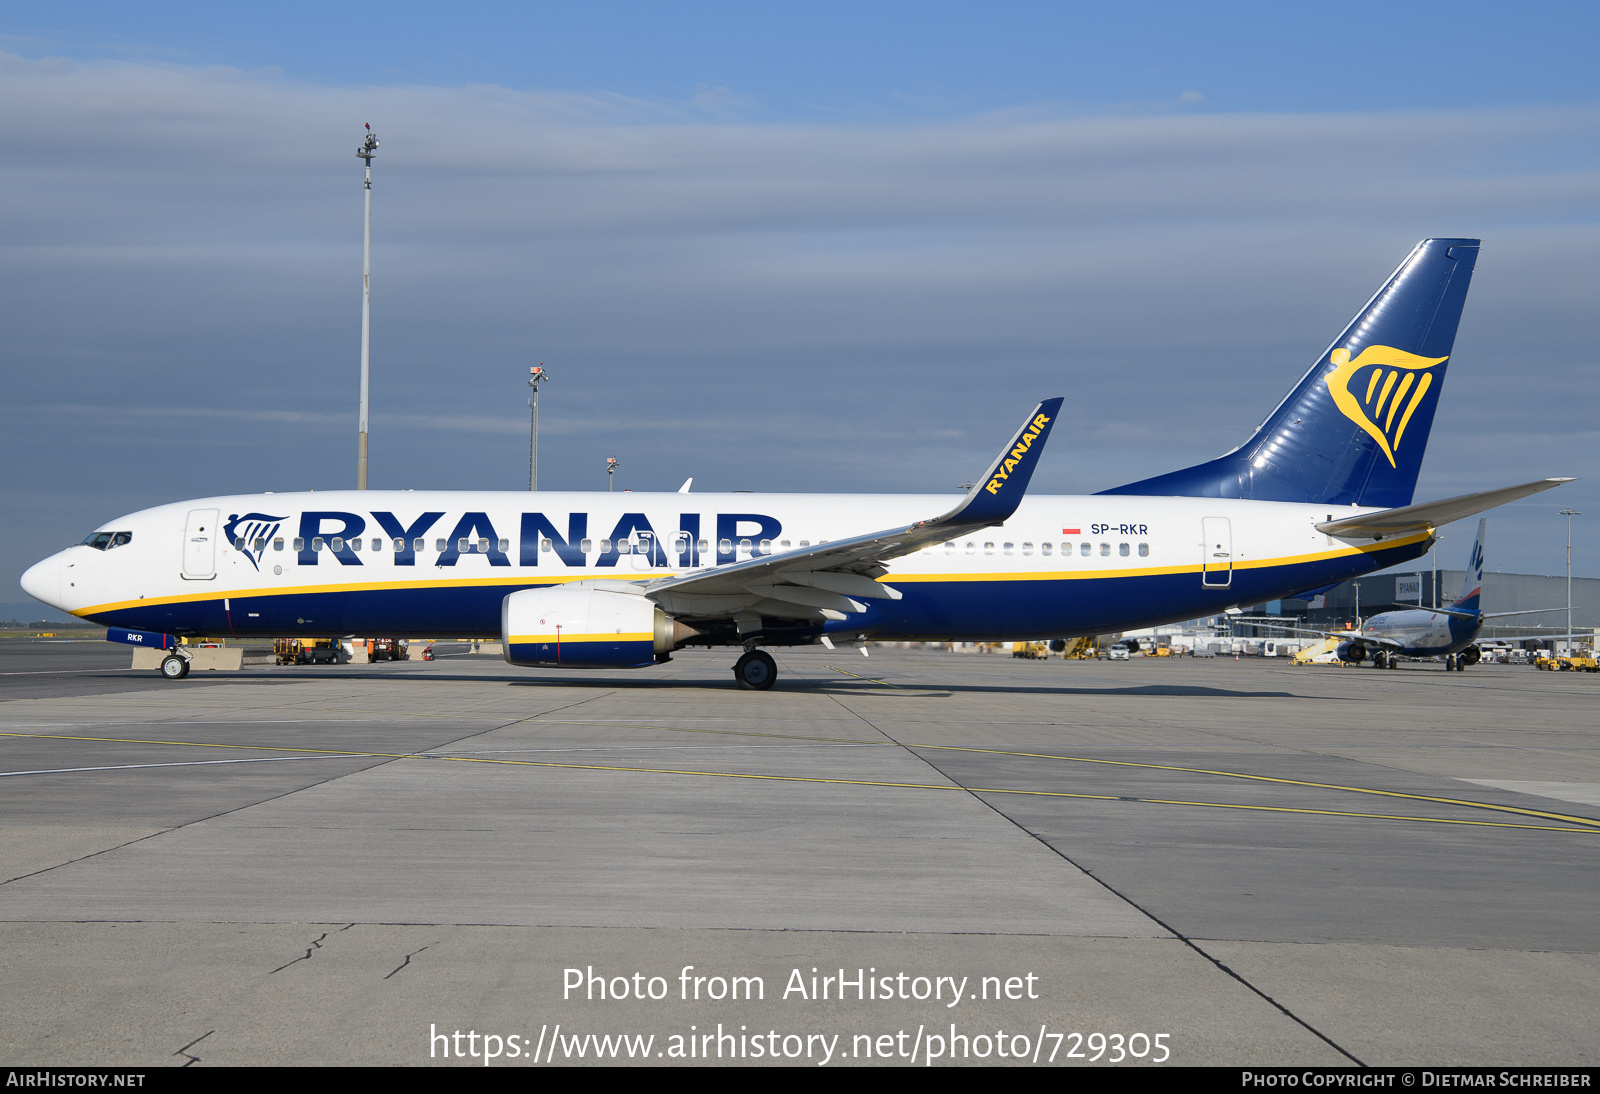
[528,364,550,490]
[356,124,379,490]
[1560,509,1581,653]
[607,457,620,492]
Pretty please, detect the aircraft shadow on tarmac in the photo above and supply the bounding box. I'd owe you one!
[8,665,1300,701]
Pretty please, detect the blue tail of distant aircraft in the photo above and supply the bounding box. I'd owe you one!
[1451,518,1488,613]
[1100,238,1479,509]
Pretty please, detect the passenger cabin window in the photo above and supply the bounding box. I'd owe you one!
[435,539,447,552]
[254,538,267,553]
[1119,543,1130,557]
[1021,542,1033,556]
[392,538,405,552]
[330,537,344,553]
[1040,542,1052,556]
[944,542,955,555]
[1138,543,1149,557]
[412,538,424,552]
[1079,542,1091,556]
[1002,542,1014,555]
[293,538,306,552]
[313,537,326,552]
[698,539,709,552]
[274,538,285,552]
[1099,543,1110,556]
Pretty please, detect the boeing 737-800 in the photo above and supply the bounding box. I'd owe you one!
[19,238,1571,688]
[1328,519,1564,670]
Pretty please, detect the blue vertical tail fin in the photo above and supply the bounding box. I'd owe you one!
[1100,238,1479,508]
[1451,518,1487,612]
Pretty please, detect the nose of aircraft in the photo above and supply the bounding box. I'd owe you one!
[20,553,62,610]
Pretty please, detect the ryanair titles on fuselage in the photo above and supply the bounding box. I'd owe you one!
[270,507,785,570]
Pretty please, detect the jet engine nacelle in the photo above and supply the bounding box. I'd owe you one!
[502,586,682,668]
[1336,640,1367,663]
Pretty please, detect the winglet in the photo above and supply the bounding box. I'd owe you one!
[930,398,1063,529]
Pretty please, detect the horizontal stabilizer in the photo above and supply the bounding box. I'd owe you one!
[1315,479,1573,539]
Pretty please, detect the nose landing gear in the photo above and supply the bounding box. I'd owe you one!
[159,653,191,680]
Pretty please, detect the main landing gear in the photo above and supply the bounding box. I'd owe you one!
[734,649,777,691]
[159,653,191,680]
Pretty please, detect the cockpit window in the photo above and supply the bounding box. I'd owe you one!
[81,531,131,551]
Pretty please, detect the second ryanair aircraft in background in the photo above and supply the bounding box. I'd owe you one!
[20,238,1572,688]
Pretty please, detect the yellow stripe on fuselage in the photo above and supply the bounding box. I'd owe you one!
[72,531,1431,618]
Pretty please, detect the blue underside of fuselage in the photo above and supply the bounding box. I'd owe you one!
[86,539,1428,643]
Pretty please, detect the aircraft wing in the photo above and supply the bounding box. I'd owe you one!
[640,398,1062,613]
[1305,627,1404,649]
[1314,478,1574,539]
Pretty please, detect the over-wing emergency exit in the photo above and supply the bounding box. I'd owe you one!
[20,238,1572,689]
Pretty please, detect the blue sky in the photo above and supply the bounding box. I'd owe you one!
[3,3,1597,617]
[4,2,1596,118]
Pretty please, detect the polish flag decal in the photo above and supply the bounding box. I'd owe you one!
[1062,526,1080,535]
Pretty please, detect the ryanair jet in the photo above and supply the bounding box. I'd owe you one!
[19,238,1571,689]
[1327,519,1564,671]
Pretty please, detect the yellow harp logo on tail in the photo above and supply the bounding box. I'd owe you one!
[1325,345,1447,468]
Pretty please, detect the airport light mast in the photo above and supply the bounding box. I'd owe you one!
[607,457,620,491]
[528,364,549,490]
[1560,509,1581,652]
[356,124,379,490]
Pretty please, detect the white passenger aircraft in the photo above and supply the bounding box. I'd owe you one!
[19,238,1571,689]
[1326,519,1564,671]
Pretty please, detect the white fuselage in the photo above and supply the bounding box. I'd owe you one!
[24,489,1429,643]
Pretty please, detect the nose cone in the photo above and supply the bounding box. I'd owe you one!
[20,554,62,610]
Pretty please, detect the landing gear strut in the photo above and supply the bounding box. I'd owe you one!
[1372,651,1388,670]
[733,649,777,690]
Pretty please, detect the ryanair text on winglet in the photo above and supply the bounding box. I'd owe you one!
[984,413,1052,495]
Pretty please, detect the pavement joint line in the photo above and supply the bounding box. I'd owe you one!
[807,671,1371,1067]
[7,729,1598,832]
[0,756,351,777]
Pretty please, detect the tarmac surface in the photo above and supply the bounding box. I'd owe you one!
[1,637,1596,1067]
